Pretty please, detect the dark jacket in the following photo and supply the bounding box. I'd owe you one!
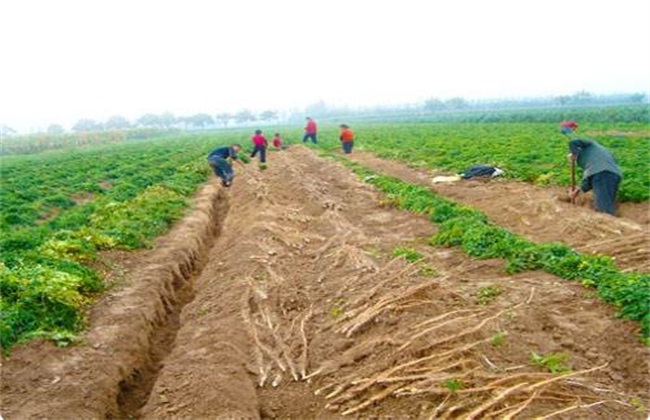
[208,146,238,160]
[569,139,621,192]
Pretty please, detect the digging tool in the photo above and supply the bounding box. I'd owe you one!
[563,125,579,205]
[570,157,577,204]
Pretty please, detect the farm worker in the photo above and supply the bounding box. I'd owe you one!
[560,120,578,135]
[565,128,622,216]
[303,117,318,144]
[339,124,355,154]
[207,144,244,187]
[250,129,268,164]
[272,132,283,150]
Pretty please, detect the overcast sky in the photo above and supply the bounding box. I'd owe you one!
[1,0,649,132]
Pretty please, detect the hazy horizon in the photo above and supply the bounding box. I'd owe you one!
[2,0,649,133]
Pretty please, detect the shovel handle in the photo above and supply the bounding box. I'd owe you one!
[570,159,577,204]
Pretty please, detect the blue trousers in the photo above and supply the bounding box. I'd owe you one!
[251,145,267,163]
[209,157,233,182]
[583,171,621,215]
[303,133,317,144]
[342,141,354,154]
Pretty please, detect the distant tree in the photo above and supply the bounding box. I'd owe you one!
[187,113,214,129]
[46,124,65,135]
[0,124,16,137]
[259,110,278,122]
[555,95,572,106]
[445,97,468,109]
[424,97,445,111]
[159,112,176,129]
[72,118,101,132]
[176,116,190,130]
[305,101,328,118]
[105,115,131,130]
[628,93,647,103]
[137,113,162,128]
[572,90,593,103]
[215,112,232,127]
[234,109,256,124]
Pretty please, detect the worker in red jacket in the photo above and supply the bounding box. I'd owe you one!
[303,117,317,144]
[250,129,268,164]
[339,124,355,154]
[272,132,283,150]
[561,120,578,135]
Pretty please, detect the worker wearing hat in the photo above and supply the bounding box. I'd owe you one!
[563,121,622,215]
[560,120,578,135]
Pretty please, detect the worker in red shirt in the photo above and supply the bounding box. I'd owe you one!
[561,120,578,135]
[250,129,268,164]
[303,117,317,144]
[339,124,355,154]
[272,132,283,150]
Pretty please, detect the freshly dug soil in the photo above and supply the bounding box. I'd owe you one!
[2,147,648,419]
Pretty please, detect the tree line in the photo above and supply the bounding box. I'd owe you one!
[2,91,646,137]
[67,109,279,134]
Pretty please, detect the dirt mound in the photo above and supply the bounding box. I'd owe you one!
[347,151,650,273]
[2,147,648,419]
[1,184,229,418]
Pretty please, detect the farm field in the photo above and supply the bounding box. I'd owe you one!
[312,121,650,202]
[0,134,243,349]
[1,122,649,418]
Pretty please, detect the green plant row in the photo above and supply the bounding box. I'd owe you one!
[1,129,268,351]
[0,175,202,350]
[308,122,650,202]
[333,156,650,340]
[0,134,248,351]
[1,139,208,229]
[329,104,650,125]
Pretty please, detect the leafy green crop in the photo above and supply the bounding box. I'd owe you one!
[311,122,649,202]
[392,247,423,262]
[0,262,96,349]
[477,285,502,305]
[443,378,464,393]
[530,351,571,374]
[333,156,650,340]
[491,331,506,347]
[0,132,248,351]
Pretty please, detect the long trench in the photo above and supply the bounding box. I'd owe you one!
[111,187,231,418]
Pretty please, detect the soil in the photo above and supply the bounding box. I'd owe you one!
[70,191,96,205]
[347,151,650,273]
[1,146,648,419]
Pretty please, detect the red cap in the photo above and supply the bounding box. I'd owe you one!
[561,120,578,129]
